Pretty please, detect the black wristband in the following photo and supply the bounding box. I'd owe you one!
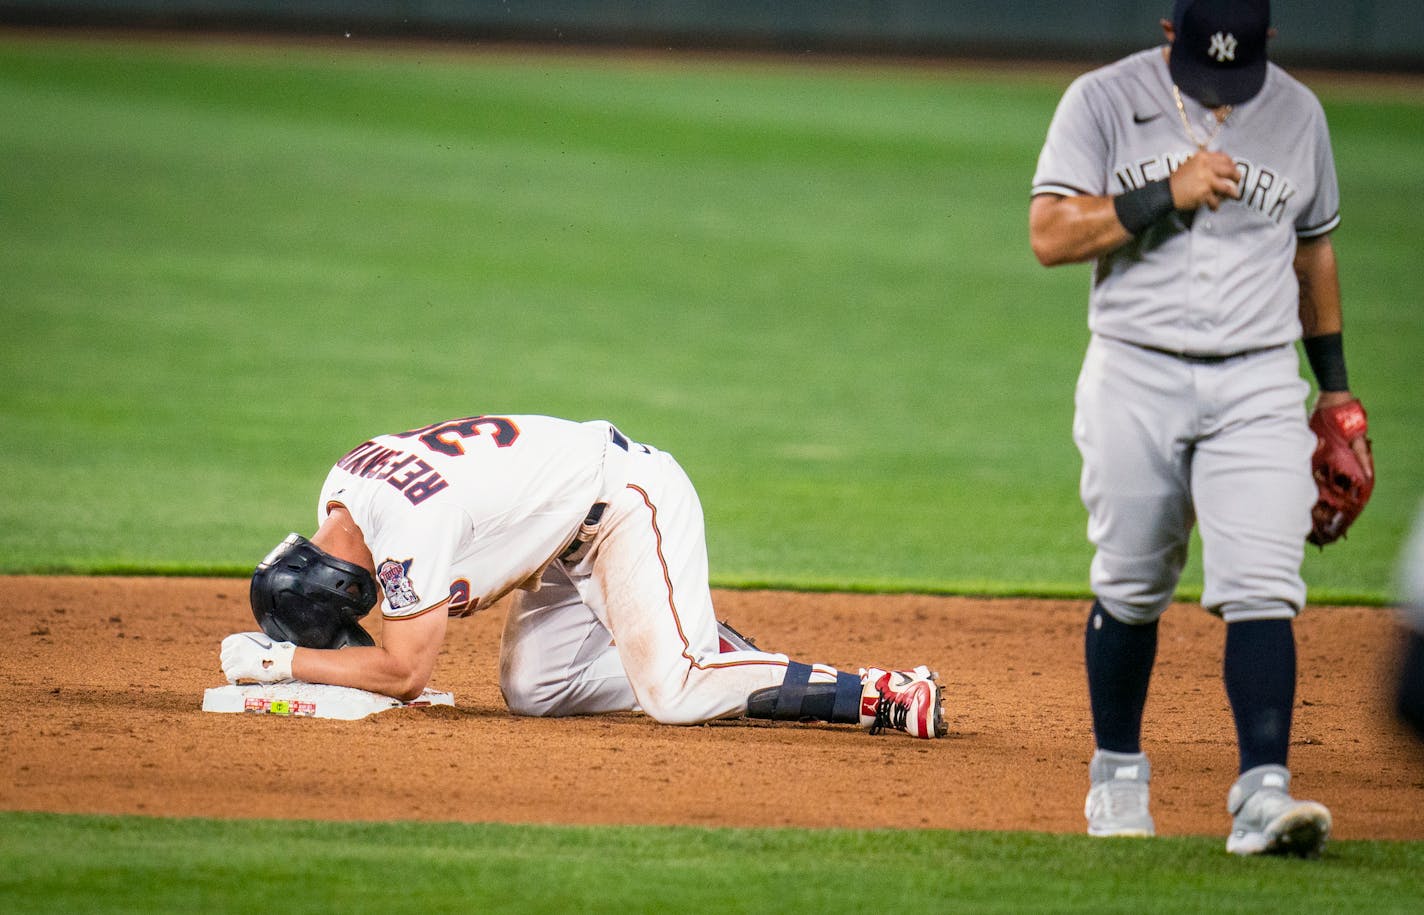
[1113,179,1175,236]
[1303,332,1350,391]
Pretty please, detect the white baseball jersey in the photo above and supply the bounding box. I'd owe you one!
[1032,47,1340,356]
[318,415,620,620]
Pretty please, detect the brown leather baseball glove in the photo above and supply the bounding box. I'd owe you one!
[1307,397,1374,547]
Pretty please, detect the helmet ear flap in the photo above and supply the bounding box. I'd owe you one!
[330,620,376,648]
[250,533,379,649]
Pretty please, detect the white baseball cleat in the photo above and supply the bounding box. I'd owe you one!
[1226,765,1331,857]
[1085,749,1155,837]
[859,665,947,739]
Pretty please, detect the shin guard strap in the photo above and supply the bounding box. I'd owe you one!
[774,661,814,720]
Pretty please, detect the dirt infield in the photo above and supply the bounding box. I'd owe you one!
[2,576,1420,840]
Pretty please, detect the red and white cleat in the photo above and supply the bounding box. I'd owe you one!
[859,665,947,739]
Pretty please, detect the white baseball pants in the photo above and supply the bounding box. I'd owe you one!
[499,445,837,723]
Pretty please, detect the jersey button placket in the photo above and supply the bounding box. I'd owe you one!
[1186,224,1219,351]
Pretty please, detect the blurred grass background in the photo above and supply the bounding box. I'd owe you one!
[0,35,1419,601]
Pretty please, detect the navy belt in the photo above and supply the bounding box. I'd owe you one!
[1132,342,1287,365]
[559,502,607,560]
[558,427,630,560]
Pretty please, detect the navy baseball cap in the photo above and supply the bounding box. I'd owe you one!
[1170,0,1270,106]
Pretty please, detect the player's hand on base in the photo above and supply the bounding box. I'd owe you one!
[1170,150,1240,211]
[221,632,297,683]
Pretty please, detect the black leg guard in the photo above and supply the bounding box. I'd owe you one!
[746,664,863,724]
[829,670,863,723]
[773,661,813,720]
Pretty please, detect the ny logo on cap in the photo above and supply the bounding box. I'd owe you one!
[1207,31,1238,63]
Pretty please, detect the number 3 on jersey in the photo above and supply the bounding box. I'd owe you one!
[398,416,521,457]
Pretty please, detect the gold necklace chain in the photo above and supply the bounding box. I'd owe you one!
[1172,84,1232,149]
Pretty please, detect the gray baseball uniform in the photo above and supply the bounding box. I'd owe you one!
[1032,47,1340,622]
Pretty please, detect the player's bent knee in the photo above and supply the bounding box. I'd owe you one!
[499,678,562,718]
[633,687,706,726]
[641,706,707,726]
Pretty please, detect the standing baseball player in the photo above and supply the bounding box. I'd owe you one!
[1029,0,1373,855]
[220,413,946,739]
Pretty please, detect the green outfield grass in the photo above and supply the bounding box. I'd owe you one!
[1,36,1420,599]
[2,812,1421,914]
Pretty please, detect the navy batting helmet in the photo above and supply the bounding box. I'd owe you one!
[250,533,379,649]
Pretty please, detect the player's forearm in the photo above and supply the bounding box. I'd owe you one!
[1029,194,1133,266]
[1295,235,1352,400]
[1296,236,1343,338]
[292,646,432,701]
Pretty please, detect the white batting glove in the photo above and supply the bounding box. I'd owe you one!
[221,632,297,683]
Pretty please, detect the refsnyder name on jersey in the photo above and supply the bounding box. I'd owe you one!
[332,415,526,507]
[319,414,612,623]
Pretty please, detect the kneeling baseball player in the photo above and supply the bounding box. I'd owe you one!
[220,413,946,739]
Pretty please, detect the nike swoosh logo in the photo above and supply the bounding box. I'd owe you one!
[245,634,274,649]
[1133,112,1163,124]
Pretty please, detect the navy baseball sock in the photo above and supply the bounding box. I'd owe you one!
[1224,618,1296,773]
[1084,600,1158,754]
